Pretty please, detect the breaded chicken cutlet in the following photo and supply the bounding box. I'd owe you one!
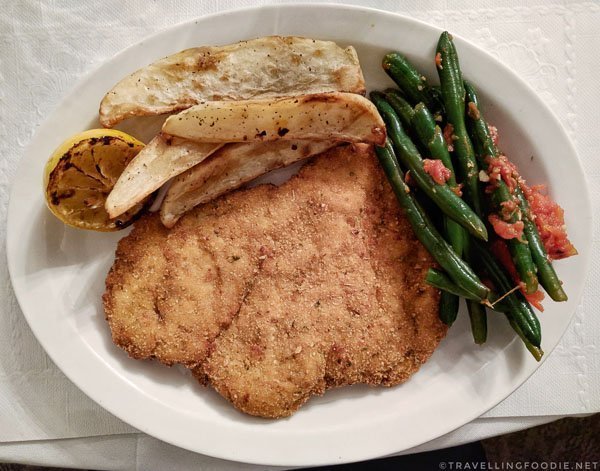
[103,144,446,418]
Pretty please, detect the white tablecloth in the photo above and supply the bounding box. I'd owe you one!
[1,0,598,468]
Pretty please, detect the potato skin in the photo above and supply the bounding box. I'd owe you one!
[160,140,340,227]
[162,92,386,145]
[105,135,222,218]
[100,36,366,127]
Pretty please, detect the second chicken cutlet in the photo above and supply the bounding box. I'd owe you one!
[104,143,446,418]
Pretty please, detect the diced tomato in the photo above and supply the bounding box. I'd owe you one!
[491,240,519,280]
[499,199,519,220]
[521,183,577,260]
[423,159,451,185]
[435,52,443,69]
[451,183,463,197]
[485,128,576,259]
[467,102,480,120]
[486,154,519,193]
[489,125,499,147]
[524,289,545,312]
[443,123,454,152]
[488,214,525,242]
[490,240,545,311]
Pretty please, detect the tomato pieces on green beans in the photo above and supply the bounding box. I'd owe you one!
[372,30,576,360]
[371,92,488,242]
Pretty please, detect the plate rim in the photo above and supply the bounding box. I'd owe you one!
[6,3,593,466]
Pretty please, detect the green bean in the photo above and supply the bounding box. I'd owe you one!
[411,101,466,325]
[507,316,544,361]
[463,81,496,157]
[491,189,539,295]
[472,240,542,347]
[384,89,415,129]
[430,86,445,122]
[412,102,467,256]
[440,291,460,326]
[436,32,483,217]
[382,52,442,111]
[375,139,490,300]
[371,93,488,241]
[465,239,488,344]
[426,268,482,301]
[515,186,568,301]
[464,81,539,294]
[426,267,519,309]
[467,300,487,345]
[427,263,488,343]
[412,103,454,176]
[429,253,541,353]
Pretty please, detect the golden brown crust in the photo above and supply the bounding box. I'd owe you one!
[103,144,446,418]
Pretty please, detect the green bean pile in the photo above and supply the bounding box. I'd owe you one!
[373,31,570,360]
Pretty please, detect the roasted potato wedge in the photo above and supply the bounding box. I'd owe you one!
[160,139,340,228]
[162,92,386,145]
[105,134,222,218]
[100,36,365,127]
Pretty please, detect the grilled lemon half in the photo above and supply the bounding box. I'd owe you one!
[44,129,146,231]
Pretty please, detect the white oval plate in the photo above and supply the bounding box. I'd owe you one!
[6,4,592,467]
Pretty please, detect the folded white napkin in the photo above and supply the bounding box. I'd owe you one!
[0,0,598,445]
